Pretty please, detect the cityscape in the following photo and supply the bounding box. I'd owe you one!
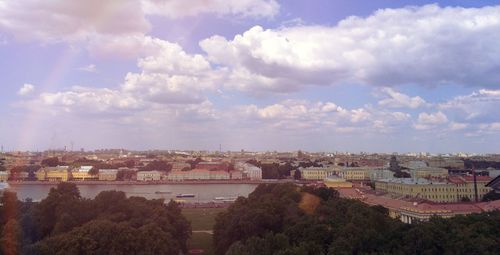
[1,0,500,254]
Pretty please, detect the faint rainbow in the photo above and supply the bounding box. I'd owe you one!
[17,47,79,151]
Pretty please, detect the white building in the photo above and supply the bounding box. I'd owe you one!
[136,171,162,181]
[235,162,262,180]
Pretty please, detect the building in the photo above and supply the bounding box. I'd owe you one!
[235,163,262,180]
[98,169,118,181]
[369,169,394,181]
[0,171,8,182]
[324,176,353,188]
[39,166,70,181]
[229,171,243,180]
[300,167,331,180]
[448,176,492,202]
[136,171,162,181]
[375,176,492,203]
[167,169,230,180]
[332,167,372,181]
[71,166,98,181]
[411,167,449,179]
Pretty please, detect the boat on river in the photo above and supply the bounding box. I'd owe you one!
[176,193,195,198]
[155,191,172,194]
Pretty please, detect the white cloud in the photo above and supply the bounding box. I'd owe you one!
[378,87,429,108]
[0,0,150,43]
[415,111,448,130]
[18,83,34,96]
[22,36,221,121]
[78,64,97,73]
[237,100,412,133]
[448,122,468,131]
[141,0,279,18]
[200,4,500,93]
[439,89,500,123]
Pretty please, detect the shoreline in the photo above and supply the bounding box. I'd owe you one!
[7,179,300,185]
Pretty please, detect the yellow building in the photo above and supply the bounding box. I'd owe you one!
[412,167,449,178]
[0,172,8,182]
[36,170,46,181]
[300,167,330,180]
[71,171,98,181]
[375,176,492,203]
[45,169,70,182]
[324,176,352,188]
[333,167,372,181]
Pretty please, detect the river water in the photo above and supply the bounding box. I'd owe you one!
[8,184,259,203]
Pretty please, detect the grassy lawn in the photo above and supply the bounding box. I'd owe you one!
[187,232,214,255]
[182,207,226,231]
[183,208,226,255]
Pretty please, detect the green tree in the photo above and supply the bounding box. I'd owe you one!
[293,169,302,180]
[389,156,400,172]
[41,157,60,167]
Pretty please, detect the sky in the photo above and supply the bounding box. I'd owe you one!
[0,0,499,153]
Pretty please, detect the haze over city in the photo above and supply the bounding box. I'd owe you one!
[1,0,499,153]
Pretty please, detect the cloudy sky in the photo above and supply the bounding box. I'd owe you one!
[0,0,499,153]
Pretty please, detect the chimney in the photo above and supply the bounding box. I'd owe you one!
[472,165,478,203]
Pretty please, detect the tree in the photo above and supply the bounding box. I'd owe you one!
[143,160,172,172]
[88,167,99,175]
[394,171,411,178]
[389,156,401,172]
[293,169,302,180]
[116,170,135,181]
[41,157,60,167]
[1,219,22,255]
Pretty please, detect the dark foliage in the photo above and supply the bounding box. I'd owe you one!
[41,157,60,167]
[0,183,190,255]
[214,183,500,255]
[142,160,172,172]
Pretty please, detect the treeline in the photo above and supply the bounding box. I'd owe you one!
[0,183,190,254]
[214,183,500,255]
[246,160,323,179]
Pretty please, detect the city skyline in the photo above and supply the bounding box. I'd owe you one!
[1,0,500,153]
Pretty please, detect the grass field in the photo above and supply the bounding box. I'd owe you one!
[182,207,227,231]
[183,207,226,255]
[187,232,214,255]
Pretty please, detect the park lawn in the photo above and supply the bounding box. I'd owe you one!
[187,232,214,255]
[182,207,227,231]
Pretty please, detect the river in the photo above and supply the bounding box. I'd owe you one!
[8,183,259,203]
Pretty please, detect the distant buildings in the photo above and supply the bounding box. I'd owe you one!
[37,166,70,181]
[235,163,262,180]
[98,169,118,181]
[375,176,492,203]
[300,167,330,180]
[136,171,162,181]
[0,171,8,182]
[71,166,97,181]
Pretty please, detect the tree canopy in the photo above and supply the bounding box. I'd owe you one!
[0,183,190,254]
[214,183,500,255]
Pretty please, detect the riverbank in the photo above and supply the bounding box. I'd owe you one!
[7,179,300,185]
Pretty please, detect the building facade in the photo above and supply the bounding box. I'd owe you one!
[136,171,162,181]
[375,176,492,203]
[98,169,118,181]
